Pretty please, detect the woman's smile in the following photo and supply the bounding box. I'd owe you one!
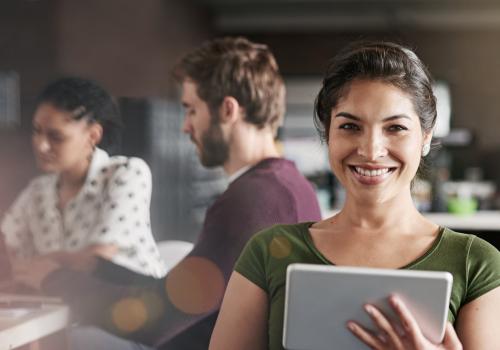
[348,165,398,186]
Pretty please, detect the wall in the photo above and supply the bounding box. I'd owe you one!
[56,0,212,98]
[0,0,216,236]
[246,30,500,152]
[0,0,59,126]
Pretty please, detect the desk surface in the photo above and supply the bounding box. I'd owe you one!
[0,294,69,349]
[322,210,500,231]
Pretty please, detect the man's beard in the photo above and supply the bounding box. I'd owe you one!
[199,122,229,168]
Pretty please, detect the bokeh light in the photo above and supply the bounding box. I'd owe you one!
[111,297,148,333]
[165,256,225,314]
[269,235,292,259]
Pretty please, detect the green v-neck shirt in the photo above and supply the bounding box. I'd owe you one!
[235,222,500,350]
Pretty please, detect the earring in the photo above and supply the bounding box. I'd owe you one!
[422,143,431,157]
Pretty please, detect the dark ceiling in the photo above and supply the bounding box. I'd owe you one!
[199,0,500,32]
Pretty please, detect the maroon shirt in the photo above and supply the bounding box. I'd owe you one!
[43,158,321,349]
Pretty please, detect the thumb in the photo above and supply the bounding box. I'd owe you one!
[92,244,119,259]
[441,322,462,349]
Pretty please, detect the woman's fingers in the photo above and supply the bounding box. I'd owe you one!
[364,304,404,349]
[88,244,119,259]
[347,321,385,349]
[441,323,463,350]
[389,295,425,344]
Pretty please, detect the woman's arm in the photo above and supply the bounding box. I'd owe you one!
[455,286,500,349]
[42,244,118,271]
[209,271,268,350]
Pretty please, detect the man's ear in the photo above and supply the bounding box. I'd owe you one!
[219,96,241,124]
[88,122,103,148]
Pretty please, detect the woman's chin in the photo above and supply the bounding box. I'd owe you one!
[36,161,59,173]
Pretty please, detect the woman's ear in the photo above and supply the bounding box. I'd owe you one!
[421,130,433,157]
[88,123,103,148]
[423,130,433,146]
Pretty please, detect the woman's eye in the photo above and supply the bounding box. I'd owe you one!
[48,133,65,143]
[387,125,408,132]
[339,123,359,131]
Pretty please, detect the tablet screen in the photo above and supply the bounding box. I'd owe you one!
[283,264,452,350]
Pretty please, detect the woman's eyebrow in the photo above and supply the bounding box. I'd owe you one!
[334,112,359,120]
[334,112,412,121]
[382,114,412,121]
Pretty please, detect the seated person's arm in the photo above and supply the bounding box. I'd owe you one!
[84,158,162,276]
[456,287,500,348]
[1,185,37,263]
[42,244,118,271]
[209,271,268,350]
[35,236,238,346]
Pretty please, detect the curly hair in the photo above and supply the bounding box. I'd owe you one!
[36,77,122,151]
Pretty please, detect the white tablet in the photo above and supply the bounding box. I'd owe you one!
[283,264,453,350]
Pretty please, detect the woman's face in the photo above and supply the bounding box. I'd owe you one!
[328,79,432,205]
[32,103,99,174]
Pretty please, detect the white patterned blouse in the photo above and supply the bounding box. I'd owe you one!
[1,148,166,278]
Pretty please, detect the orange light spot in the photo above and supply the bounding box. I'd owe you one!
[111,297,148,333]
[165,256,225,314]
[269,235,292,259]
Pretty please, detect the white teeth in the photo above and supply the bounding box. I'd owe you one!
[354,167,390,177]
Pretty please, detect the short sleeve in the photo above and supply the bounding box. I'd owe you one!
[88,157,152,246]
[234,230,269,291]
[464,236,500,303]
[1,184,35,258]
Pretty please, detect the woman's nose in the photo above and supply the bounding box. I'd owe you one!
[33,136,50,153]
[357,132,387,160]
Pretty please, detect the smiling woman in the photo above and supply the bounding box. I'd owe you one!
[1,77,166,278]
[328,80,432,203]
[209,41,500,350]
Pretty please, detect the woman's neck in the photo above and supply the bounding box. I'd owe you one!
[335,191,425,234]
[58,158,91,191]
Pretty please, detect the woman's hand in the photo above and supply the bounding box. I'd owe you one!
[13,244,119,290]
[44,244,118,271]
[347,295,463,350]
[13,257,61,290]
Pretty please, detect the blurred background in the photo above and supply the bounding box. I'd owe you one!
[1,0,500,247]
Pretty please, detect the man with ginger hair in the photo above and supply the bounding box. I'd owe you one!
[18,37,321,349]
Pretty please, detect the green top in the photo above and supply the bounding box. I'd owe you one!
[235,222,500,350]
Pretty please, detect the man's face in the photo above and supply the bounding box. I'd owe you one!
[181,80,229,167]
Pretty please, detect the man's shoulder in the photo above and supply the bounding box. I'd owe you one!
[224,170,298,203]
[232,158,308,192]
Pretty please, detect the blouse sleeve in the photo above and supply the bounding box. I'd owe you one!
[464,236,500,303]
[1,183,36,259]
[87,157,152,252]
[234,230,270,291]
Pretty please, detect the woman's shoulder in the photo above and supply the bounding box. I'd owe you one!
[245,222,314,251]
[27,173,57,191]
[441,227,500,268]
[440,227,476,245]
[102,154,151,178]
[442,228,496,251]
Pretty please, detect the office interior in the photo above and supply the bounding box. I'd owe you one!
[1,0,500,252]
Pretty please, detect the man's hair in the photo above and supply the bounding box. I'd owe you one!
[173,37,285,133]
